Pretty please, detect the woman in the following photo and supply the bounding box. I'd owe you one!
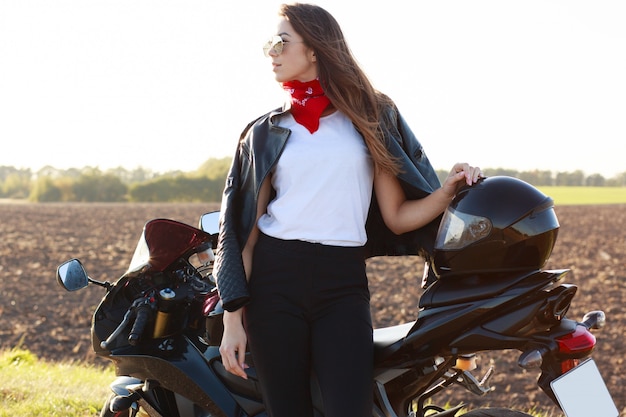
[214,3,482,416]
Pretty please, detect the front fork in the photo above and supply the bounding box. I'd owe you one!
[106,376,144,416]
[107,377,170,417]
[106,377,208,417]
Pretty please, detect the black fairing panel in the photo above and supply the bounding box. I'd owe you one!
[419,269,569,308]
[375,270,571,365]
[109,337,237,414]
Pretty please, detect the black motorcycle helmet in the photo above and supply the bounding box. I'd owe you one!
[432,176,559,278]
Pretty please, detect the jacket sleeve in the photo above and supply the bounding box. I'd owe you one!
[365,103,442,287]
[391,105,441,194]
[392,105,443,287]
[213,145,250,312]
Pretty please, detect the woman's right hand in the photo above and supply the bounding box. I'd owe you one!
[219,309,249,379]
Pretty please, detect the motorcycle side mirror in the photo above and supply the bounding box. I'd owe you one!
[199,211,220,235]
[56,259,89,291]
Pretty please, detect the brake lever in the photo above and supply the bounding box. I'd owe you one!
[100,308,134,350]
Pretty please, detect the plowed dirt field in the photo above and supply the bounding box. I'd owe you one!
[1,202,624,415]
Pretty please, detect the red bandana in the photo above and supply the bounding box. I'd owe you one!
[282,79,331,134]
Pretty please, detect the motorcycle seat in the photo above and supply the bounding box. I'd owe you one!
[373,321,415,350]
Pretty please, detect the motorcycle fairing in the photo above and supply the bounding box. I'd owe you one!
[376,270,571,365]
[127,219,213,275]
[420,269,570,308]
[106,336,251,415]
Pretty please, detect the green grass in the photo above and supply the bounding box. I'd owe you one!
[0,348,114,417]
[537,186,626,205]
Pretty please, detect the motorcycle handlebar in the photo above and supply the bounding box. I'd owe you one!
[128,303,153,346]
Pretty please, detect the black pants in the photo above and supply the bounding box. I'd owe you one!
[245,233,373,417]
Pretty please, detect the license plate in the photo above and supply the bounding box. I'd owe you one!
[550,359,618,417]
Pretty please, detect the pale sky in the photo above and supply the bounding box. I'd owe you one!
[1,0,625,177]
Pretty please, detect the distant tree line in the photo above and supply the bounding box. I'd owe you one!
[435,168,626,188]
[0,158,232,202]
[1,160,624,203]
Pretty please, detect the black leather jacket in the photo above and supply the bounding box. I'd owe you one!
[214,103,442,311]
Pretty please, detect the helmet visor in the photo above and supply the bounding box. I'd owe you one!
[435,207,492,250]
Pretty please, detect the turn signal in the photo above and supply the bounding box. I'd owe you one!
[454,354,477,371]
[518,348,545,370]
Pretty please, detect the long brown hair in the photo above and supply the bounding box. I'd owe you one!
[279,3,400,174]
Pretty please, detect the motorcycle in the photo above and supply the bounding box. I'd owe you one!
[56,176,618,417]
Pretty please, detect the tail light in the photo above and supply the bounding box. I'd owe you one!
[518,324,596,371]
[555,324,596,373]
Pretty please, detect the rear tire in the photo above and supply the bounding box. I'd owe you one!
[462,408,534,417]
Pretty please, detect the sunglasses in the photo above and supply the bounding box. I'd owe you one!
[262,35,304,57]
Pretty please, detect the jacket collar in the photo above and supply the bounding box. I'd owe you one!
[268,105,290,126]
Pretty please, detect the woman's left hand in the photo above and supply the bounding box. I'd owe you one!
[441,162,483,198]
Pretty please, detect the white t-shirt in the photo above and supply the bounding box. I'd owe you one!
[257,111,374,247]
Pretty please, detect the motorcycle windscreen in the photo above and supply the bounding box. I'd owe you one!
[127,219,213,274]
